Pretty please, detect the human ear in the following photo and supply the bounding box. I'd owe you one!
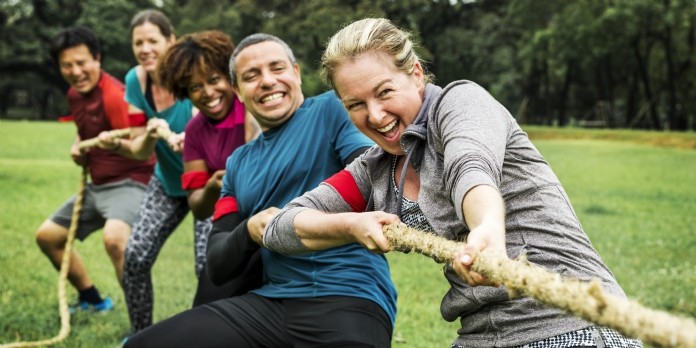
[412,61,424,85]
[232,85,243,103]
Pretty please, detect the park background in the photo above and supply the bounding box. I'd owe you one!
[1,0,695,347]
[3,0,696,130]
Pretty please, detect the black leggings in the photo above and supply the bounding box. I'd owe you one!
[125,293,392,348]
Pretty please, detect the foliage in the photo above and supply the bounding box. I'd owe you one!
[0,0,154,119]
[1,121,694,347]
[2,0,696,129]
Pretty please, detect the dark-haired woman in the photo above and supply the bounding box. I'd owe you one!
[157,29,260,306]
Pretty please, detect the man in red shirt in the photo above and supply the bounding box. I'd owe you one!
[35,26,155,313]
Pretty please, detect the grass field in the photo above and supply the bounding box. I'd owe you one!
[0,120,694,347]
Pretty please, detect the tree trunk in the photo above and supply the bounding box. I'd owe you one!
[0,85,9,118]
[625,72,639,128]
[557,60,574,127]
[661,0,679,130]
[604,55,616,127]
[632,39,660,129]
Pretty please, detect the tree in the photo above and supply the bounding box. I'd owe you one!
[2,0,695,130]
[0,0,155,119]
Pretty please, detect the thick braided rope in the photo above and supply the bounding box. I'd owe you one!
[78,127,174,151]
[77,128,131,150]
[0,167,87,348]
[383,223,696,348]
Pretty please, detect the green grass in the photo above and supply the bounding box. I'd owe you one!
[534,138,696,316]
[525,125,696,150]
[0,120,196,347]
[0,120,694,347]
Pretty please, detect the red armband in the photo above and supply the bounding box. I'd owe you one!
[324,170,366,212]
[213,197,239,221]
[128,112,147,127]
[58,115,75,123]
[182,171,211,190]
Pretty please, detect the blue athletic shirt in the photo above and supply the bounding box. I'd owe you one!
[220,91,397,325]
[125,67,192,197]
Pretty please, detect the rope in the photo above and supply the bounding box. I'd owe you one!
[76,126,175,157]
[77,128,131,151]
[77,126,174,151]
[383,223,696,348]
[1,167,88,348]
[2,125,173,347]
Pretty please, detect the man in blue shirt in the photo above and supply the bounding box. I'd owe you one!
[125,33,396,348]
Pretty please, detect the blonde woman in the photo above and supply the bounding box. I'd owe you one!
[264,18,643,348]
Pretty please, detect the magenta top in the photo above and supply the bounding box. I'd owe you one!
[183,97,246,172]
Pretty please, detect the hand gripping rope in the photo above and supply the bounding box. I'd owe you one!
[75,125,174,151]
[76,128,132,150]
[383,222,696,348]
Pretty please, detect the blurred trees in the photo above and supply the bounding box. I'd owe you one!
[0,0,149,118]
[1,0,695,130]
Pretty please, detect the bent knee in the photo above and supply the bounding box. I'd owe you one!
[103,220,131,250]
[103,234,127,256]
[35,221,68,248]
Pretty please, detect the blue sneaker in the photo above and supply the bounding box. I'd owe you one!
[69,296,114,314]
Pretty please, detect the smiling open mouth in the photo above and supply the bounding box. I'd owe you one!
[206,97,222,108]
[261,93,283,103]
[377,120,397,133]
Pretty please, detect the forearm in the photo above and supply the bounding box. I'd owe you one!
[264,170,390,254]
[461,184,506,248]
[207,213,258,285]
[452,184,508,286]
[265,206,397,255]
[106,138,142,160]
[292,209,357,250]
[187,187,219,220]
[114,126,143,159]
[127,132,158,160]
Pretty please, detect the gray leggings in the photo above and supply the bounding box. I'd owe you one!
[123,176,211,333]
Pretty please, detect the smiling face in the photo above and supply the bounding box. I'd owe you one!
[131,22,174,74]
[232,41,304,131]
[58,44,101,95]
[187,68,235,121]
[334,51,425,155]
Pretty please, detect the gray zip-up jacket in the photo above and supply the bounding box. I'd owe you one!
[265,81,627,347]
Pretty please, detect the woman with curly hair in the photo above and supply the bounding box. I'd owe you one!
[157,30,260,306]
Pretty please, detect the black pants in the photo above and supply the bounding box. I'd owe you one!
[125,293,392,348]
[191,251,263,307]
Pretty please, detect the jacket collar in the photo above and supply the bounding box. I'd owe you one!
[402,83,442,141]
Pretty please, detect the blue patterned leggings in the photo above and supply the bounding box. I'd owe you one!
[123,176,212,333]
